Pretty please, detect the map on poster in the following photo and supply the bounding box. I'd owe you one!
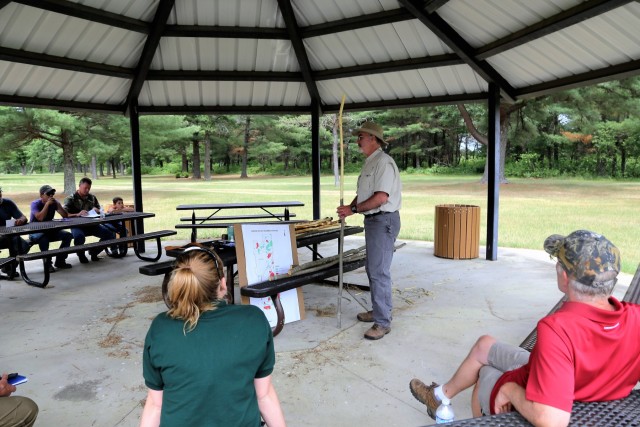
[240,223,301,327]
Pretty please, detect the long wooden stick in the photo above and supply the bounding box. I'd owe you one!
[337,94,346,328]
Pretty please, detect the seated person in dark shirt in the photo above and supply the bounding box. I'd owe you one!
[0,187,30,277]
[62,177,114,263]
[29,185,73,272]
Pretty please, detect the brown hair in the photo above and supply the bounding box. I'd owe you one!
[166,249,224,334]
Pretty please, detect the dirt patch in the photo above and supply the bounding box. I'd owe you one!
[309,305,336,317]
[133,285,163,304]
[393,287,433,305]
[103,313,131,324]
[108,348,131,358]
[98,333,122,348]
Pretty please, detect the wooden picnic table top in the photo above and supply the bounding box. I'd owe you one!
[176,201,304,210]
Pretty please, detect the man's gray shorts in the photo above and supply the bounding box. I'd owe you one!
[477,342,530,415]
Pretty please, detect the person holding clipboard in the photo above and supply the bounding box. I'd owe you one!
[0,372,38,427]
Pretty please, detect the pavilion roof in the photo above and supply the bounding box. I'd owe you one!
[0,0,638,115]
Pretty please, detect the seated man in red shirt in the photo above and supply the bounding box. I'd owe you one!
[409,230,640,426]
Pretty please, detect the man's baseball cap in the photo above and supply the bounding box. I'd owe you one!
[39,185,56,195]
[351,121,386,145]
[544,230,620,285]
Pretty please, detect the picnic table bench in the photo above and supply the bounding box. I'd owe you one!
[175,201,304,242]
[17,230,176,288]
[240,255,366,336]
[445,262,640,426]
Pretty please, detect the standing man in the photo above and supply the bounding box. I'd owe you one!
[63,177,114,263]
[0,187,30,277]
[29,185,73,272]
[337,121,402,340]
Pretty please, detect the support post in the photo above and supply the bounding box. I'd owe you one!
[129,100,145,251]
[486,83,500,260]
[311,99,321,220]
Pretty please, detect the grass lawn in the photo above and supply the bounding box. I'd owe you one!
[2,173,638,274]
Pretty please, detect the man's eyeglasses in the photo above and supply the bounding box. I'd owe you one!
[46,191,55,197]
[357,134,370,141]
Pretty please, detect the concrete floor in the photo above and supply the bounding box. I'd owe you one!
[0,237,632,427]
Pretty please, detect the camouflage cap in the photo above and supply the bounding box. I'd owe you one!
[544,230,620,286]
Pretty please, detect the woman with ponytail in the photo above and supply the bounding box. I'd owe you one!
[139,248,286,427]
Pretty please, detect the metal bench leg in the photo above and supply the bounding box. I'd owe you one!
[271,294,285,337]
[134,238,162,262]
[19,259,49,288]
[105,243,128,258]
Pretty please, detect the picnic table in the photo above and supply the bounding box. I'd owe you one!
[0,212,175,287]
[175,201,304,242]
[445,389,640,426]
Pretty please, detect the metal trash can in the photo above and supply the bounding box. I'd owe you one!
[434,204,480,259]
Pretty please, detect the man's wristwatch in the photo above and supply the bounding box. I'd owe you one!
[350,205,357,214]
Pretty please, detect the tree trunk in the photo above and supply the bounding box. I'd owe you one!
[192,137,201,179]
[62,130,76,194]
[203,131,212,181]
[240,116,250,179]
[458,103,517,184]
[181,150,188,173]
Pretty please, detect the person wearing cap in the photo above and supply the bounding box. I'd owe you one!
[336,121,402,340]
[29,185,73,272]
[0,187,31,277]
[62,177,115,263]
[409,230,640,426]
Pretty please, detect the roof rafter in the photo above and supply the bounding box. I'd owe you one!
[146,70,303,82]
[314,54,462,80]
[276,0,322,107]
[398,0,517,102]
[301,0,444,38]
[0,46,132,79]
[323,92,486,114]
[13,0,148,33]
[302,8,415,38]
[164,25,288,39]
[124,0,174,115]
[516,58,640,99]
[477,0,634,59]
[0,94,124,114]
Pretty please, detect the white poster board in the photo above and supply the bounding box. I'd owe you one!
[235,223,305,327]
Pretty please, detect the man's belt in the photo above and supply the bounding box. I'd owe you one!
[364,210,394,218]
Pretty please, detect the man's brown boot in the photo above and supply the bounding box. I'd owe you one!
[364,324,390,340]
[357,310,374,322]
[409,379,441,420]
